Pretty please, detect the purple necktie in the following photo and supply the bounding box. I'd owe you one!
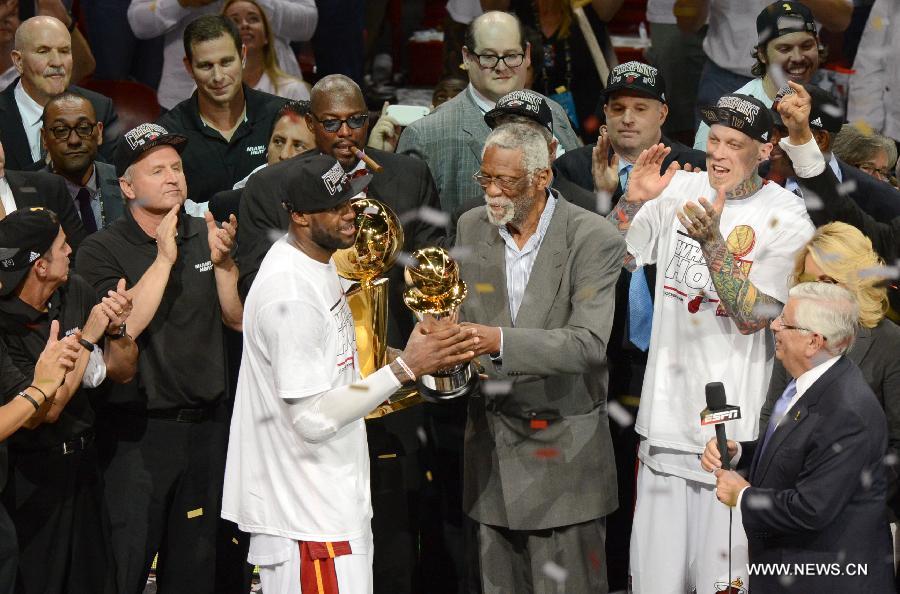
[75,187,98,233]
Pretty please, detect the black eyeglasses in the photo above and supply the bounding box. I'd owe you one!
[311,113,369,133]
[45,122,97,140]
[468,51,525,69]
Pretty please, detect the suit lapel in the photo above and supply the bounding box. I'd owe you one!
[475,221,512,328]
[751,358,848,484]
[6,170,33,209]
[512,199,568,329]
[461,89,488,163]
[0,80,37,170]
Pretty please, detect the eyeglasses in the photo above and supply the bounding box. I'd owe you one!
[856,163,891,181]
[472,171,527,192]
[467,51,525,69]
[774,313,828,340]
[311,113,369,133]
[45,121,97,140]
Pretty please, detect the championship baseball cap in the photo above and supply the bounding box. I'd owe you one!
[771,84,843,135]
[484,90,554,134]
[114,122,188,177]
[282,154,371,213]
[0,208,60,296]
[700,94,774,143]
[603,61,666,104]
[756,1,817,48]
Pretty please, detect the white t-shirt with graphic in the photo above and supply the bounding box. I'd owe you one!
[626,171,814,481]
[222,236,368,542]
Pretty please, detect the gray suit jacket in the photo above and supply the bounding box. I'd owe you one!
[397,87,581,214]
[456,194,625,530]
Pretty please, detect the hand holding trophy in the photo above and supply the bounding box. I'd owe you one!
[403,247,481,401]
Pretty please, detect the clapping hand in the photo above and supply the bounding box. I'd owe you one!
[205,212,237,266]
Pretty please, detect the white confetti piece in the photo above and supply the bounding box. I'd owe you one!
[608,400,634,427]
[542,561,568,584]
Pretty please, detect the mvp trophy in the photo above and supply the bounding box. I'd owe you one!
[403,247,480,401]
[332,197,422,418]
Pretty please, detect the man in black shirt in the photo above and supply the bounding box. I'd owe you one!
[157,15,286,207]
[0,207,137,594]
[0,212,81,594]
[75,122,242,594]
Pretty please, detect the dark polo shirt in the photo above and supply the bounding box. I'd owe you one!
[157,85,287,205]
[0,275,98,450]
[75,208,226,411]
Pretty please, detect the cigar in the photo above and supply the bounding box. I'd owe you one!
[354,148,384,174]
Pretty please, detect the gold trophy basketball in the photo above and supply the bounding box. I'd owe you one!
[333,198,422,418]
[403,247,479,401]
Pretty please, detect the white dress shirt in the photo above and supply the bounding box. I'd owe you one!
[14,80,45,163]
[0,177,16,215]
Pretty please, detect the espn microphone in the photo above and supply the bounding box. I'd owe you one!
[700,382,741,470]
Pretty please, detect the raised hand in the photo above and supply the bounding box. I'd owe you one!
[677,187,726,244]
[82,302,113,344]
[33,320,79,394]
[156,205,179,265]
[624,143,679,203]
[205,212,237,266]
[591,129,620,194]
[776,81,813,144]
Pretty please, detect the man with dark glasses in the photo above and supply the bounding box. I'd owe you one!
[41,92,124,232]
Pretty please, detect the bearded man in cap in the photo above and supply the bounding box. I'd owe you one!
[75,123,243,594]
[612,93,815,593]
[222,155,477,594]
[693,0,826,150]
[0,206,137,594]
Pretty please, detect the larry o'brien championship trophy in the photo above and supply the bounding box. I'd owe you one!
[332,197,423,418]
[403,247,480,401]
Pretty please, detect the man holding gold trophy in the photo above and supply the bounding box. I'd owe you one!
[221,155,478,594]
[455,121,626,593]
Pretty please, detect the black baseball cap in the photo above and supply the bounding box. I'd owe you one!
[0,208,60,296]
[114,123,188,177]
[757,1,817,48]
[484,90,554,134]
[603,61,667,104]
[700,94,774,143]
[282,154,372,213]
[771,84,843,135]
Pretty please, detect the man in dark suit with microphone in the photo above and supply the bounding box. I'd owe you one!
[703,282,895,593]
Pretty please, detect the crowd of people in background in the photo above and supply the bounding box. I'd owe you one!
[0,1,897,593]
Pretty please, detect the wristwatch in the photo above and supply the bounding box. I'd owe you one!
[106,324,128,340]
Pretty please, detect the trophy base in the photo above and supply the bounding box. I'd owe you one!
[418,362,480,403]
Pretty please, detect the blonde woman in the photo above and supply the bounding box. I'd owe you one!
[761,222,900,514]
[224,0,310,101]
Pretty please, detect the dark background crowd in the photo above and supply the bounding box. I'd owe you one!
[0,0,897,593]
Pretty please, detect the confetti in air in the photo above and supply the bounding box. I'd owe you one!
[542,561,568,584]
[607,400,634,427]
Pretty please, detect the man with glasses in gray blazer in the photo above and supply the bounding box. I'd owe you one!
[397,10,580,214]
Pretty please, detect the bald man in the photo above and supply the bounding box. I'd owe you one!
[397,10,581,213]
[0,16,118,170]
[235,73,445,594]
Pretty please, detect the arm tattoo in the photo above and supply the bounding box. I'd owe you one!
[607,196,643,272]
[606,196,644,235]
[702,234,781,334]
